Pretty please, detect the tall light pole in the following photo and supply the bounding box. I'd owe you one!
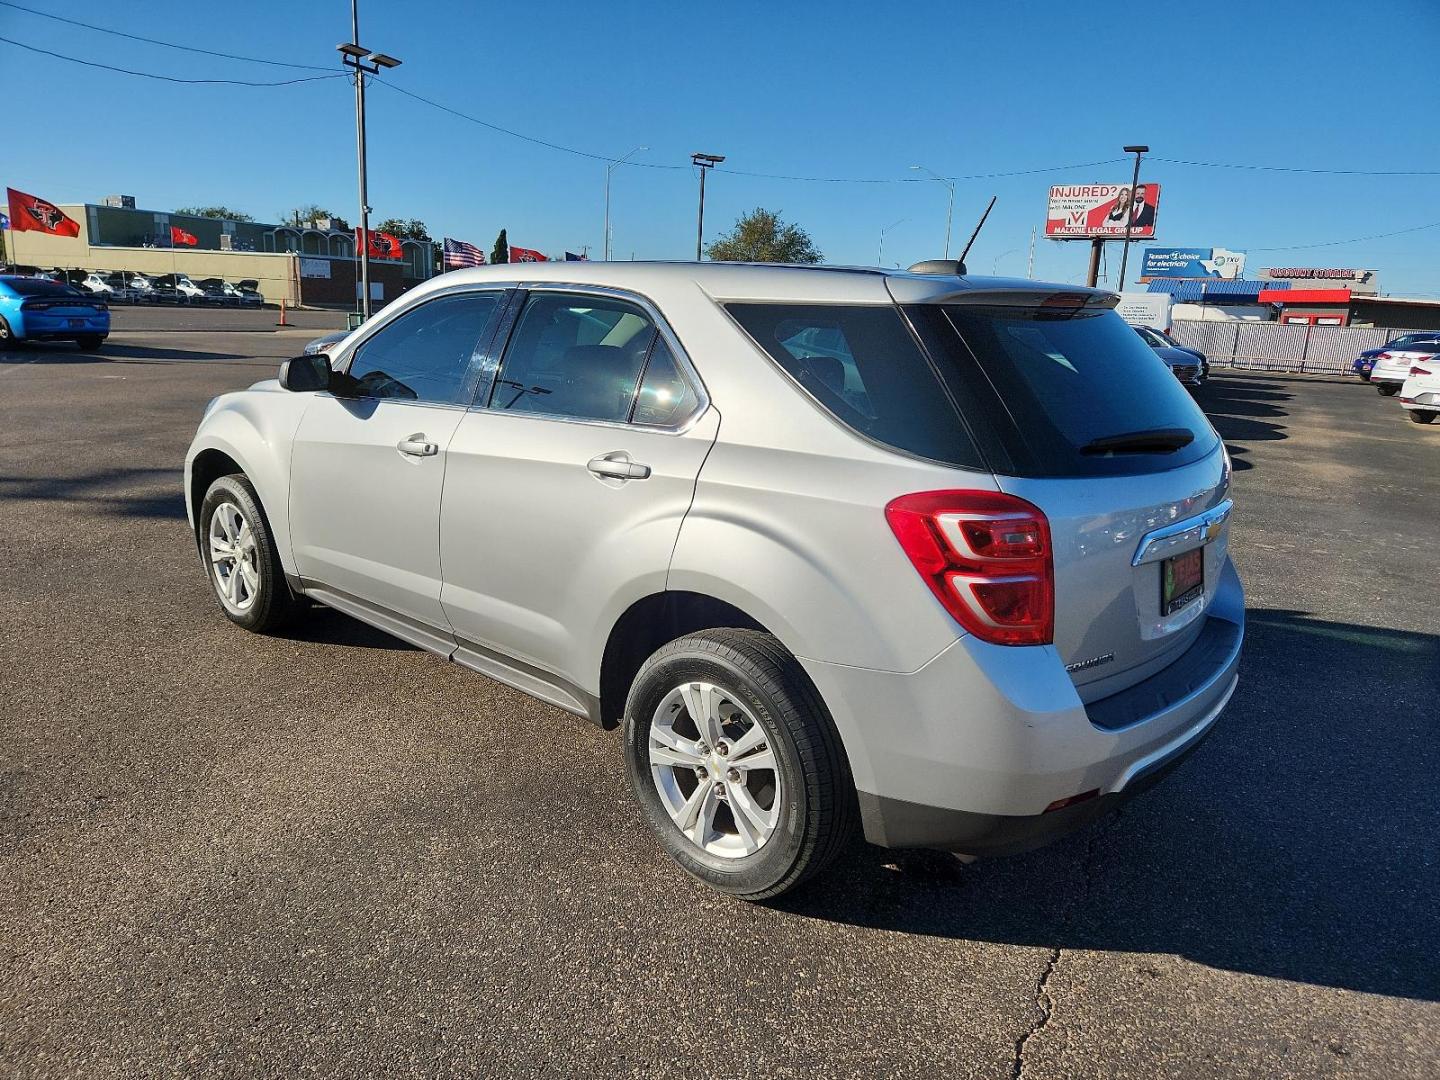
[338,2,401,321]
[692,152,724,260]
[604,145,647,262]
[992,248,1020,275]
[910,164,955,259]
[1116,144,1148,293]
[878,217,906,266]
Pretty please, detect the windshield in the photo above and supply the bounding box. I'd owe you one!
[2,277,85,297]
[1389,334,1440,349]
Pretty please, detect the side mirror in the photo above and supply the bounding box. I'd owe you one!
[279,352,332,392]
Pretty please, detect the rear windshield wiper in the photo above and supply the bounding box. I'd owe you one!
[1079,427,1194,455]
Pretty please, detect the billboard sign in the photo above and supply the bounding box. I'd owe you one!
[1142,247,1246,280]
[1258,267,1379,295]
[1045,183,1161,239]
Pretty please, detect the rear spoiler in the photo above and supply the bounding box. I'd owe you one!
[886,274,1118,312]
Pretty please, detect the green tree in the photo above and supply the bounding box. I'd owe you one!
[491,228,509,265]
[705,207,822,264]
[376,217,433,242]
[174,205,254,222]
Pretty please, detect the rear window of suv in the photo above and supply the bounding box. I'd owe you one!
[728,299,1218,478]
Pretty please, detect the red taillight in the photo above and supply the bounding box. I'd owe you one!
[885,490,1054,646]
[1376,352,1392,360]
[1410,366,1432,377]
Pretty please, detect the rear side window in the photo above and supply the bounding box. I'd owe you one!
[906,304,1218,477]
[726,303,984,469]
[631,337,697,427]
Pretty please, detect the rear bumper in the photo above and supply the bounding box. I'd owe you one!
[16,312,110,339]
[803,557,1244,854]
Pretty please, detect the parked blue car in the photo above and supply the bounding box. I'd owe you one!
[0,275,110,350]
[1352,332,1440,380]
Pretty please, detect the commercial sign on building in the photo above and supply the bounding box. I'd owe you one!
[1258,267,1379,295]
[1141,247,1245,280]
[299,258,331,279]
[1045,183,1161,239]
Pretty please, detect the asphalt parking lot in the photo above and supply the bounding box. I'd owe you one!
[2,326,1437,1079]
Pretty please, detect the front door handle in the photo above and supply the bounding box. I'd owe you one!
[587,453,651,481]
[397,433,439,458]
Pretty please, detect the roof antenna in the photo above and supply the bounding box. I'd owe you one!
[957,195,997,271]
[907,195,996,276]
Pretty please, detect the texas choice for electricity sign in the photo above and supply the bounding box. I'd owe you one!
[1045,183,1162,239]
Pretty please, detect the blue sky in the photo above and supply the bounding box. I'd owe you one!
[4,0,1439,293]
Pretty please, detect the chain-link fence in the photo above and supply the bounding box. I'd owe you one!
[1167,321,1427,375]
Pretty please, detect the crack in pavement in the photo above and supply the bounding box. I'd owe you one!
[1011,810,1124,1080]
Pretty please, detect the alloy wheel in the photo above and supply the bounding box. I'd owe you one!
[648,681,782,859]
[208,501,260,614]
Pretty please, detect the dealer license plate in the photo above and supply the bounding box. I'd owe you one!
[1161,547,1205,615]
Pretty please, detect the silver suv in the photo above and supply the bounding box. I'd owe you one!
[184,261,1243,898]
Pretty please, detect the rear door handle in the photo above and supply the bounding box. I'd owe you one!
[587,453,651,480]
[397,433,439,458]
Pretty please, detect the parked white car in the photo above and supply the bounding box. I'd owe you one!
[184,261,1243,898]
[1370,340,1440,396]
[1398,360,1440,424]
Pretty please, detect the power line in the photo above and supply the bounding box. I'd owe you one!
[1249,219,1440,252]
[0,0,331,70]
[0,34,349,86]
[373,81,687,168]
[1153,155,1440,178]
[721,158,1127,183]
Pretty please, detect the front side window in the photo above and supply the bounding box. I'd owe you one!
[344,292,501,404]
[489,292,658,423]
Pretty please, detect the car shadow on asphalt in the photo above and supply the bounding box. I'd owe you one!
[0,343,251,364]
[775,608,1440,1003]
[1195,374,1294,471]
[0,468,187,520]
[277,607,420,651]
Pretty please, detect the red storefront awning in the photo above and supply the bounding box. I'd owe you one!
[1258,288,1351,305]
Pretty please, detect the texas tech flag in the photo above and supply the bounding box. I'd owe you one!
[170,225,199,246]
[7,188,81,237]
[357,228,402,260]
[509,245,547,263]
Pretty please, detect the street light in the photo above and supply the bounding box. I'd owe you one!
[604,145,647,262]
[910,164,955,259]
[338,0,402,320]
[878,217,907,266]
[692,152,725,260]
[1116,144,1149,293]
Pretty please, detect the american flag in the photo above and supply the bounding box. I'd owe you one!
[443,237,487,269]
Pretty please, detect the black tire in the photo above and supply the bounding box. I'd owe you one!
[198,473,304,633]
[1377,384,1399,396]
[1409,410,1438,425]
[1358,371,1371,382]
[76,335,105,351]
[624,628,855,900]
[0,315,13,346]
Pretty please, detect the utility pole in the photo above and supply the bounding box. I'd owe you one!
[878,217,907,266]
[604,145,646,261]
[1116,144,1149,292]
[910,165,956,259]
[692,153,725,260]
[338,1,401,320]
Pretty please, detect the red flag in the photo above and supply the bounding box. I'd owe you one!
[170,225,199,246]
[7,187,80,237]
[509,245,547,263]
[357,228,403,260]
